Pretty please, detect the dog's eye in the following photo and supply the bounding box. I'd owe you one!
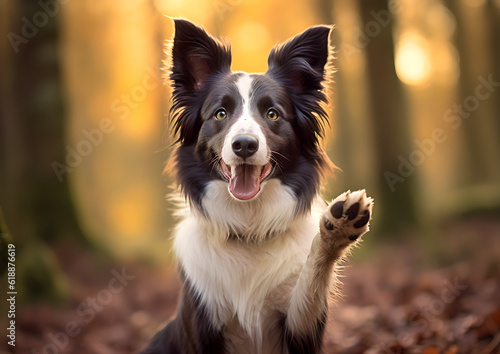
[267,109,279,120]
[215,109,227,120]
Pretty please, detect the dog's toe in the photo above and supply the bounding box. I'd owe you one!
[321,190,374,248]
[330,201,345,219]
[346,203,360,220]
[354,210,370,228]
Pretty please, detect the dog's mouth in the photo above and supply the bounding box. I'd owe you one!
[220,160,273,200]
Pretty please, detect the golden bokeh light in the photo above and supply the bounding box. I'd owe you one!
[425,4,456,39]
[234,21,271,72]
[432,42,460,85]
[155,0,212,23]
[395,32,432,86]
[235,21,270,50]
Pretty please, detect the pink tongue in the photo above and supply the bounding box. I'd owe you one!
[229,164,261,200]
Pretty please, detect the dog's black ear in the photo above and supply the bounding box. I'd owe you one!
[169,20,231,145]
[267,26,333,163]
[267,25,332,92]
[171,19,231,92]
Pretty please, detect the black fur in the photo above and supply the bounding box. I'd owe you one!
[144,19,334,353]
[142,270,225,354]
[169,20,232,145]
[283,311,327,354]
[267,25,331,161]
[169,20,332,215]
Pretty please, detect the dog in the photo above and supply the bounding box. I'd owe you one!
[142,19,374,354]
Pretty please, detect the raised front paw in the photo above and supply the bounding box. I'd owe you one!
[321,190,374,249]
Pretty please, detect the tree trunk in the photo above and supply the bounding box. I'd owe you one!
[357,0,417,231]
[0,0,87,303]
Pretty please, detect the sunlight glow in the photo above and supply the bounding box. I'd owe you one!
[236,22,270,52]
[395,33,431,86]
[232,21,271,72]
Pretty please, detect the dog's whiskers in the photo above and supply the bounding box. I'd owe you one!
[272,150,290,163]
[209,154,222,174]
[270,155,285,177]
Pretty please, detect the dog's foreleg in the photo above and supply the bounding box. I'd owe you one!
[284,190,374,352]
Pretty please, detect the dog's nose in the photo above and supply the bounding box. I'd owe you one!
[232,135,259,159]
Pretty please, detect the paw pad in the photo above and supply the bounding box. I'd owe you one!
[353,210,370,228]
[346,203,360,220]
[331,201,344,219]
[322,189,374,245]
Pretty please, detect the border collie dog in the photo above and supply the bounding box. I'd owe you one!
[142,19,374,354]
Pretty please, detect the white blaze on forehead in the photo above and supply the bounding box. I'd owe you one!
[221,74,269,167]
[236,73,253,104]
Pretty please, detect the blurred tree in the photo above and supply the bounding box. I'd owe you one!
[327,0,379,209]
[59,0,169,259]
[314,0,334,23]
[0,208,13,276]
[444,0,500,212]
[490,1,500,126]
[301,0,417,234]
[357,0,417,232]
[0,208,13,318]
[0,0,87,302]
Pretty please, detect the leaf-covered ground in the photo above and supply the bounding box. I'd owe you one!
[13,216,500,354]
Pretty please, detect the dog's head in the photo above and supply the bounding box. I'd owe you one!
[168,19,333,211]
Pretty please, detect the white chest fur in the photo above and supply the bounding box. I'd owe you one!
[173,179,324,346]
